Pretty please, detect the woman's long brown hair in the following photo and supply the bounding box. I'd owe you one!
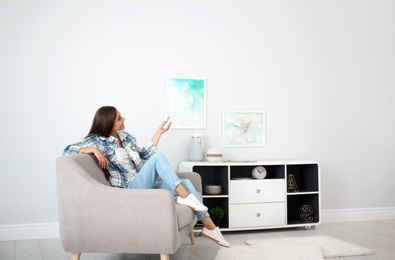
[86,106,117,138]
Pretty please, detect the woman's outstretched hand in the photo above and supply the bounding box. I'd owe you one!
[158,120,172,134]
[151,120,172,146]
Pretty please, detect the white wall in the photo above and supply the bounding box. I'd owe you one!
[1,0,395,237]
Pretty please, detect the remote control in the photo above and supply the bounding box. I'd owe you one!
[163,115,173,129]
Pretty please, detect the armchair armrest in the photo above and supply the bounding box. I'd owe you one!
[176,172,202,194]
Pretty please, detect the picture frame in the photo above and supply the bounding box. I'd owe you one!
[223,111,266,147]
[166,77,206,129]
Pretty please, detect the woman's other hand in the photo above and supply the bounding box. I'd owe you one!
[79,147,109,169]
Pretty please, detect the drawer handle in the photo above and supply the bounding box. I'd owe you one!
[256,213,261,217]
[256,189,261,194]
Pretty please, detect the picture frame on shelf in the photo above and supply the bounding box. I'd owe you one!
[166,77,206,129]
[223,111,265,147]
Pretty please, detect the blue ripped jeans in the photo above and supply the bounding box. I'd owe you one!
[127,152,209,221]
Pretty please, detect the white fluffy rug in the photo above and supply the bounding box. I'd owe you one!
[214,235,374,260]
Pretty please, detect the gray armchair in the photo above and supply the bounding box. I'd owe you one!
[56,154,201,260]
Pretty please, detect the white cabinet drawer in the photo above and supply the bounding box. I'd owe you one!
[229,203,286,228]
[230,179,285,204]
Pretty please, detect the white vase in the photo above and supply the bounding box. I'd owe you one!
[189,137,204,161]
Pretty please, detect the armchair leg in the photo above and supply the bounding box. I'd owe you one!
[189,230,195,245]
[160,253,170,260]
[71,252,81,260]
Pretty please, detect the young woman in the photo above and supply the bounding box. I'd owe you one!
[63,106,230,247]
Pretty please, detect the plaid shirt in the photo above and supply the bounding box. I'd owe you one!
[62,131,157,188]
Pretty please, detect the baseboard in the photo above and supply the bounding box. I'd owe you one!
[0,222,59,241]
[1,207,394,241]
[322,207,395,223]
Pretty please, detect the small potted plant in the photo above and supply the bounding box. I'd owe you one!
[209,206,225,227]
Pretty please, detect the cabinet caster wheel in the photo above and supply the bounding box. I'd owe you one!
[303,225,315,230]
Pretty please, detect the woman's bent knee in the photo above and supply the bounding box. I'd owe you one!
[151,152,165,159]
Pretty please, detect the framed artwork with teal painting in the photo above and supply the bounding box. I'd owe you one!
[166,77,206,129]
[223,111,265,147]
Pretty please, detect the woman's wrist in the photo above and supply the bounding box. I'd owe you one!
[79,147,95,154]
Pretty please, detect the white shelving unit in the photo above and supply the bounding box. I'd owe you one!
[179,160,320,231]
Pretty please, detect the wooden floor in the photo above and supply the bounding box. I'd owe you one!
[1,220,394,260]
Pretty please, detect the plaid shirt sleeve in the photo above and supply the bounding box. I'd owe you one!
[136,140,157,160]
[62,135,99,155]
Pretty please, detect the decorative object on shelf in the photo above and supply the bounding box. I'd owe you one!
[223,111,265,147]
[209,206,225,226]
[252,166,267,179]
[204,185,222,195]
[287,174,299,192]
[188,132,204,161]
[206,148,223,162]
[299,204,314,222]
[166,77,206,129]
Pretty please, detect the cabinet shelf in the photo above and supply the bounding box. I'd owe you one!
[287,219,319,225]
[287,191,319,195]
[230,165,285,179]
[179,160,320,232]
[202,195,229,199]
[287,164,319,192]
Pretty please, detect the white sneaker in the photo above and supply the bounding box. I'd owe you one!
[201,227,230,247]
[177,194,208,212]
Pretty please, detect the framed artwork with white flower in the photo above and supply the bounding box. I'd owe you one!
[223,111,265,147]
